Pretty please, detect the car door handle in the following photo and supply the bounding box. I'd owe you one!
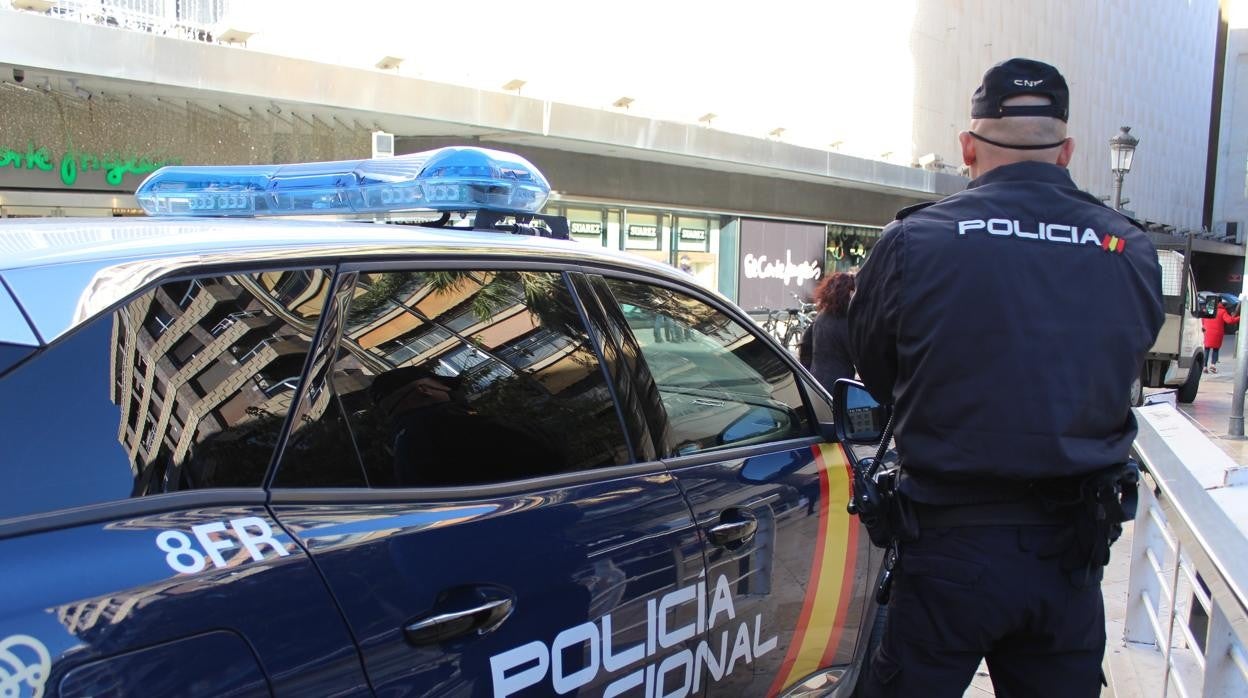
[404,588,515,645]
[707,510,758,547]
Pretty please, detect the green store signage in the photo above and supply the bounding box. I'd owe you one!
[0,142,181,188]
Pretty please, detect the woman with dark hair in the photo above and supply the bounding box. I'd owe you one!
[799,272,857,389]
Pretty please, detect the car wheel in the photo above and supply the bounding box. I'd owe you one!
[1177,352,1203,403]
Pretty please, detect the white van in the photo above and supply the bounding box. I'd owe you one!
[1135,249,1213,404]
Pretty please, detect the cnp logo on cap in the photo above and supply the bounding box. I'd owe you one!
[972,58,1069,122]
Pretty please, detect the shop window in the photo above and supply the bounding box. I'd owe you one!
[826,223,881,273]
[624,212,662,251]
[566,207,606,246]
[606,209,623,250]
[676,216,710,253]
[274,269,630,489]
[670,216,720,289]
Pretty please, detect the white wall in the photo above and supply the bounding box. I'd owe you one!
[1215,14,1248,238]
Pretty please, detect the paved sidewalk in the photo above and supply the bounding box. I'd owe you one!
[1166,344,1248,466]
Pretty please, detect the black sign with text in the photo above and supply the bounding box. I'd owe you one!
[737,220,826,310]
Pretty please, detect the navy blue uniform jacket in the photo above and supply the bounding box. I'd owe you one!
[848,161,1164,504]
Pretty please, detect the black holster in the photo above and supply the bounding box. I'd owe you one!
[1036,460,1141,587]
[850,459,919,549]
[849,459,918,605]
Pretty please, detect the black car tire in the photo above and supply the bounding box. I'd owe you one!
[1177,351,1203,403]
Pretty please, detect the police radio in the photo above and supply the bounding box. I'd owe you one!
[831,380,896,535]
[831,379,907,604]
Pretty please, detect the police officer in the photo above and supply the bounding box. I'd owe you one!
[848,58,1164,697]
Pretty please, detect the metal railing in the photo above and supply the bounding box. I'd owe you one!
[18,0,228,43]
[1127,406,1248,697]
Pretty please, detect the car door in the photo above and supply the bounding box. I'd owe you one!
[267,263,709,697]
[588,273,875,696]
[0,267,369,696]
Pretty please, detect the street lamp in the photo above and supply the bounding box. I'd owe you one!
[1109,126,1139,210]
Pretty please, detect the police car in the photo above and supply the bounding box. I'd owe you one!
[0,147,882,697]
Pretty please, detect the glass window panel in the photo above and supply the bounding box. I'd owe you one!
[277,270,631,488]
[567,207,606,245]
[602,278,811,457]
[675,216,710,254]
[625,212,661,251]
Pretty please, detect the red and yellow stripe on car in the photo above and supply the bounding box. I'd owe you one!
[767,442,860,696]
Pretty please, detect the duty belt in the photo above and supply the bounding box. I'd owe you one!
[908,463,1140,589]
[912,497,1075,529]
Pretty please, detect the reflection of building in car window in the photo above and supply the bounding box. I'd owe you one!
[368,365,565,487]
[110,270,332,493]
[279,269,633,488]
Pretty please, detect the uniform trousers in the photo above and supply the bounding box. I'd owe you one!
[857,525,1105,698]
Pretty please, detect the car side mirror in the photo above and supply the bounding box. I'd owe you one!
[1195,293,1218,319]
[832,378,891,444]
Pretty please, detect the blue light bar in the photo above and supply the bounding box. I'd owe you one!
[135,146,551,217]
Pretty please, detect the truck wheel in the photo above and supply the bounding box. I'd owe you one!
[1177,352,1203,403]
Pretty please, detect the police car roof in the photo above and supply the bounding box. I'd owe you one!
[0,216,691,346]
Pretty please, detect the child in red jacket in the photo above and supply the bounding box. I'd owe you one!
[1202,301,1240,373]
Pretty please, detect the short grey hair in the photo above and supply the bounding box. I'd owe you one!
[970,95,1067,149]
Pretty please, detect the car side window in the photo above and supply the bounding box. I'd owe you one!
[601,277,812,457]
[274,269,631,488]
[0,269,331,521]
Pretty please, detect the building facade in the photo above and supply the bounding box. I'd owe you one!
[0,0,1241,301]
[1215,4,1248,255]
[0,83,369,217]
[910,0,1222,231]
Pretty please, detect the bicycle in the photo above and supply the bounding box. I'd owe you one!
[749,298,815,353]
[778,295,817,352]
[748,307,785,339]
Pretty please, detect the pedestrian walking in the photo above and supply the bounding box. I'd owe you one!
[1201,300,1239,373]
[798,272,856,389]
[848,58,1164,697]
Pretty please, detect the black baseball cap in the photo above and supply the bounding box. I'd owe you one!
[971,58,1069,122]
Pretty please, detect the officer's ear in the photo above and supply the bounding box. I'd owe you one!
[958,131,977,167]
[1056,137,1075,167]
